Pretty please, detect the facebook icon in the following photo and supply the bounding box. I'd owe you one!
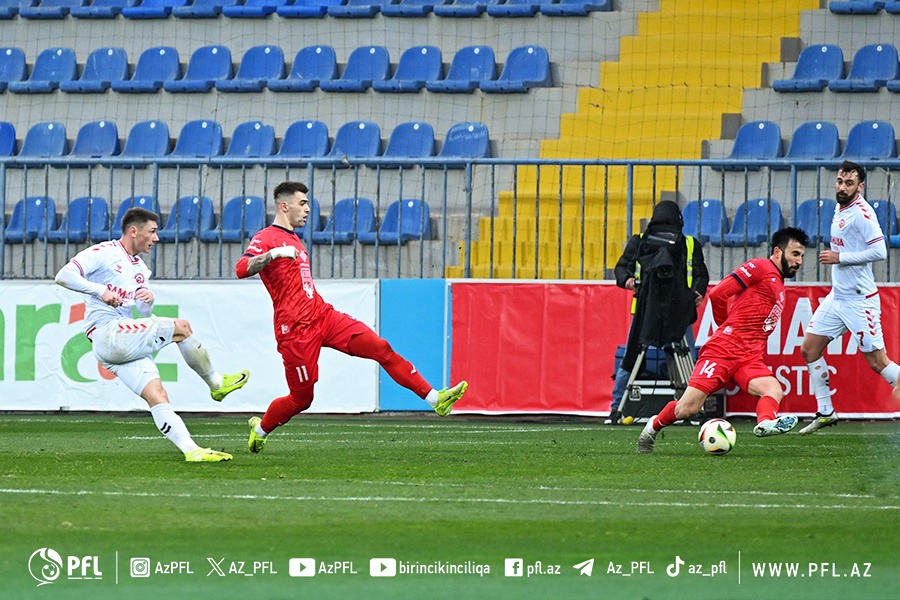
[504,558,523,577]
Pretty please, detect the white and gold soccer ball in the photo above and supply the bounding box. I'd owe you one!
[698,418,737,455]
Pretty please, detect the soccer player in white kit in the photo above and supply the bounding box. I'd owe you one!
[800,161,900,434]
[55,207,250,462]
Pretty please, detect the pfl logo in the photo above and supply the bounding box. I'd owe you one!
[28,548,103,587]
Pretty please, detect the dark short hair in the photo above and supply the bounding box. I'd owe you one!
[273,181,309,202]
[121,207,159,234]
[838,160,866,184]
[771,226,809,251]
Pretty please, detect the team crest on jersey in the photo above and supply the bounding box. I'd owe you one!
[839,219,846,229]
[299,249,308,262]
[135,273,145,284]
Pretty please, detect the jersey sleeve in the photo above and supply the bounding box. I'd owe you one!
[235,230,272,279]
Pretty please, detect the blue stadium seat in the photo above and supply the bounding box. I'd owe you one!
[276,0,344,17]
[294,197,323,244]
[59,47,128,93]
[0,47,26,92]
[327,0,383,17]
[0,0,29,18]
[681,199,727,244]
[120,120,171,162]
[378,121,435,167]
[358,199,431,245]
[324,121,381,166]
[432,0,498,15]
[20,0,86,18]
[868,199,898,236]
[216,45,284,92]
[46,196,109,243]
[222,0,290,16]
[712,198,784,247]
[480,45,550,92]
[4,196,56,243]
[486,0,538,16]
[539,0,610,15]
[381,0,449,16]
[794,198,836,246]
[172,0,239,17]
[773,44,844,92]
[425,45,495,93]
[164,45,232,92]
[318,46,390,92]
[312,197,375,244]
[8,47,76,93]
[433,122,490,167]
[200,196,266,242]
[885,0,900,12]
[829,0,884,13]
[838,121,897,163]
[713,121,783,171]
[110,46,180,93]
[18,122,68,161]
[220,120,276,163]
[122,0,188,18]
[167,120,223,163]
[70,120,120,160]
[774,121,840,170]
[0,121,16,156]
[157,195,215,242]
[828,44,899,92]
[71,0,137,17]
[372,45,442,92]
[274,120,330,166]
[267,45,336,92]
[92,195,159,241]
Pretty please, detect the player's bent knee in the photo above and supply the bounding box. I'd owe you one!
[172,319,193,340]
[289,387,314,413]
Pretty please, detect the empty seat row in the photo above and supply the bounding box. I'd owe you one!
[716,120,897,169]
[0,44,550,94]
[829,0,900,14]
[774,43,900,92]
[0,119,491,165]
[682,197,900,248]
[0,0,610,19]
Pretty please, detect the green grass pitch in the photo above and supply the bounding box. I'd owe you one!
[0,414,897,600]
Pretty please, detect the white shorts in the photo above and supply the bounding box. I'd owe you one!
[89,316,175,396]
[807,293,884,353]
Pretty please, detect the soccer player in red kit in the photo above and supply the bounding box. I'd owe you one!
[637,227,809,453]
[235,181,468,453]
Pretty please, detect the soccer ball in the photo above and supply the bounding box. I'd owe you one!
[698,418,737,455]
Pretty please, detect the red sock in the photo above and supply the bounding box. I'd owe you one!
[260,389,313,433]
[756,395,779,423]
[653,401,678,431]
[347,330,432,398]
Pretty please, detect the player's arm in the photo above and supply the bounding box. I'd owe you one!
[830,238,887,265]
[236,243,298,278]
[55,260,122,307]
[707,273,745,326]
[134,286,154,316]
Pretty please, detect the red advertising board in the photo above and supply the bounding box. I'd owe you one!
[450,281,900,417]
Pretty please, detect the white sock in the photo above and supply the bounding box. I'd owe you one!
[149,403,200,453]
[255,424,268,438]
[806,357,833,415]
[177,335,223,390]
[424,389,438,407]
[879,361,900,387]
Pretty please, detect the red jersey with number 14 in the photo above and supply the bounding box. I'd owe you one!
[237,225,327,341]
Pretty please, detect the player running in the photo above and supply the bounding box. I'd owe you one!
[800,161,900,434]
[55,207,249,462]
[637,227,809,453]
[235,181,468,453]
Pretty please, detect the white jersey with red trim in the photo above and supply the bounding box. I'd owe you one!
[830,194,883,299]
[68,240,152,332]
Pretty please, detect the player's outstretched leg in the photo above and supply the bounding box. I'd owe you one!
[248,416,267,453]
[211,369,251,402]
[184,448,233,462]
[434,381,468,416]
[798,411,838,435]
[637,420,658,453]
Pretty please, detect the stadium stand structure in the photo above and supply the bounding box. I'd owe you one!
[312,197,377,244]
[45,196,109,243]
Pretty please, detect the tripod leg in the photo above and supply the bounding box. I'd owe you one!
[620,346,647,421]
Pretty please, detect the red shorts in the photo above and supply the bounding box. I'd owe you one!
[276,307,372,393]
[687,346,773,395]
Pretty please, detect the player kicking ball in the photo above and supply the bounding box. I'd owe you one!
[637,227,810,453]
[236,181,468,454]
[56,207,249,462]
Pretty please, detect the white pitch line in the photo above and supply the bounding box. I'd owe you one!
[0,487,896,511]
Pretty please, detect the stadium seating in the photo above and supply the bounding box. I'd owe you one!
[276,0,344,17]
[324,121,382,165]
[372,46,442,92]
[486,0,539,17]
[712,198,784,247]
[172,0,240,17]
[681,199,727,244]
[312,197,376,244]
[110,46,180,93]
[7,47,76,93]
[425,45,495,92]
[794,198,836,246]
[538,0,611,16]
[294,197,323,243]
[122,0,188,18]
[4,196,57,243]
[378,121,436,167]
[19,0,85,18]
[221,0,289,17]
[167,120,223,162]
[829,0,884,13]
[0,48,26,92]
[713,121,782,171]
[774,121,840,169]
[92,195,159,241]
[886,0,900,12]
[267,45,337,92]
[357,199,432,245]
[327,0,383,17]
[828,43,899,92]
[0,121,15,156]
[381,0,449,16]
[156,195,215,242]
[164,45,232,92]
[70,0,137,18]
[17,121,68,161]
[120,120,171,162]
[433,122,490,166]
[479,45,550,93]
[869,199,898,236]
[318,46,390,92]
[0,0,27,18]
[838,121,897,163]
[220,120,276,162]
[59,47,128,93]
[69,120,120,160]
[273,120,330,165]
[432,0,498,15]
[199,196,266,242]
[772,44,844,92]
[46,196,109,243]
[216,45,284,92]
